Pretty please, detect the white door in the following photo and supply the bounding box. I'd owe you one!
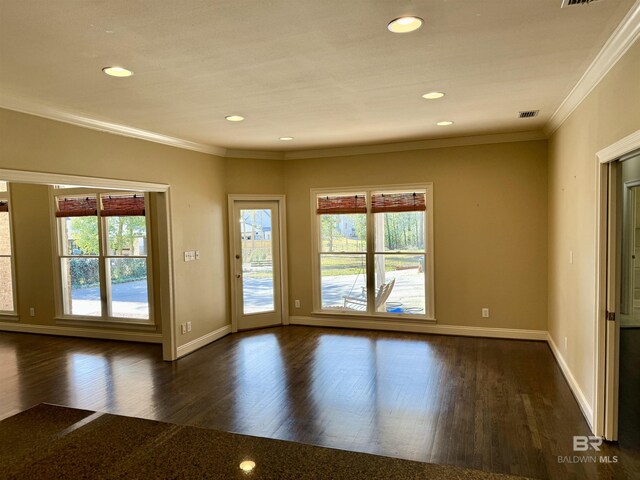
[231,200,282,330]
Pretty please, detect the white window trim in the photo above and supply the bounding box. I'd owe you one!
[0,183,18,318]
[310,183,435,322]
[49,187,156,327]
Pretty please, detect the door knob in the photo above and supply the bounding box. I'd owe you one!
[235,254,240,259]
[236,274,241,279]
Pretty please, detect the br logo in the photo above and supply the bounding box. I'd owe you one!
[573,436,603,452]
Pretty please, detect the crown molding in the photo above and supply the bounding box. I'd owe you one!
[225,149,285,160]
[1,97,546,161]
[0,94,227,157]
[544,0,640,136]
[281,131,547,160]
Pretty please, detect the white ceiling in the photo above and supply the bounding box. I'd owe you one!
[0,0,636,152]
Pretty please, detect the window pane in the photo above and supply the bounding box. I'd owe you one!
[320,254,367,310]
[0,181,7,192]
[320,214,366,252]
[0,212,11,256]
[0,257,14,311]
[108,258,149,319]
[106,216,147,256]
[60,217,99,256]
[61,258,101,316]
[240,209,275,314]
[375,211,425,252]
[374,254,425,315]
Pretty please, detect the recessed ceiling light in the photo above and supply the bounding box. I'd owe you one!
[279,137,294,141]
[239,460,256,472]
[422,92,445,100]
[387,16,423,33]
[102,66,133,77]
[436,121,454,126]
[225,115,245,122]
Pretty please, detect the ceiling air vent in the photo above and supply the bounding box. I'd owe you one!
[561,0,601,8]
[518,110,540,119]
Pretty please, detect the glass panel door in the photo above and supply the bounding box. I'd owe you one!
[232,200,282,330]
[240,208,275,314]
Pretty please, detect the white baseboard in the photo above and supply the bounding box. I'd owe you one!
[546,333,594,431]
[176,324,232,358]
[0,321,163,343]
[289,315,547,341]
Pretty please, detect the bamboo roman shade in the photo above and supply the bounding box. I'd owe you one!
[371,192,426,213]
[101,194,145,217]
[0,201,8,213]
[317,195,367,214]
[56,197,97,217]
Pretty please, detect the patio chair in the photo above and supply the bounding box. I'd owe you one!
[343,278,396,312]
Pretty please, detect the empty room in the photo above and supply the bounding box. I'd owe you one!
[0,1,639,479]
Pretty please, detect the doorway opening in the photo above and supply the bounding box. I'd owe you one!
[228,195,288,332]
[595,131,640,445]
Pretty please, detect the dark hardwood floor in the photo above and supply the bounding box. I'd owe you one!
[619,328,640,450]
[0,326,638,479]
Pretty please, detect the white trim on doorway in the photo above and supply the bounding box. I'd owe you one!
[0,168,177,361]
[227,194,289,332]
[594,129,640,438]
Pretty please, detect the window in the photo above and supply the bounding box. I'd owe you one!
[312,185,434,319]
[0,181,16,314]
[54,190,152,322]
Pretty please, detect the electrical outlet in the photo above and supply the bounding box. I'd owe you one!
[181,323,187,334]
[29,307,35,317]
[184,251,198,262]
[294,300,301,308]
[195,251,200,260]
[482,308,489,318]
[187,321,192,332]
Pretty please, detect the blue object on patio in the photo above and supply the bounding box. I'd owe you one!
[387,307,404,313]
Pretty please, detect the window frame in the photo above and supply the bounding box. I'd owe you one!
[0,182,18,317]
[310,183,435,321]
[50,187,155,326]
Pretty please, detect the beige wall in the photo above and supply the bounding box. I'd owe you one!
[548,40,640,410]
[225,158,285,195]
[0,108,229,348]
[283,140,548,330]
[9,184,57,326]
[0,82,555,354]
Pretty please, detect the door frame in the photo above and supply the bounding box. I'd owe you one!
[0,168,176,360]
[594,129,640,438]
[227,194,289,333]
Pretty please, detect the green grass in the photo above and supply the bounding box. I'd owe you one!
[320,255,422,276]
